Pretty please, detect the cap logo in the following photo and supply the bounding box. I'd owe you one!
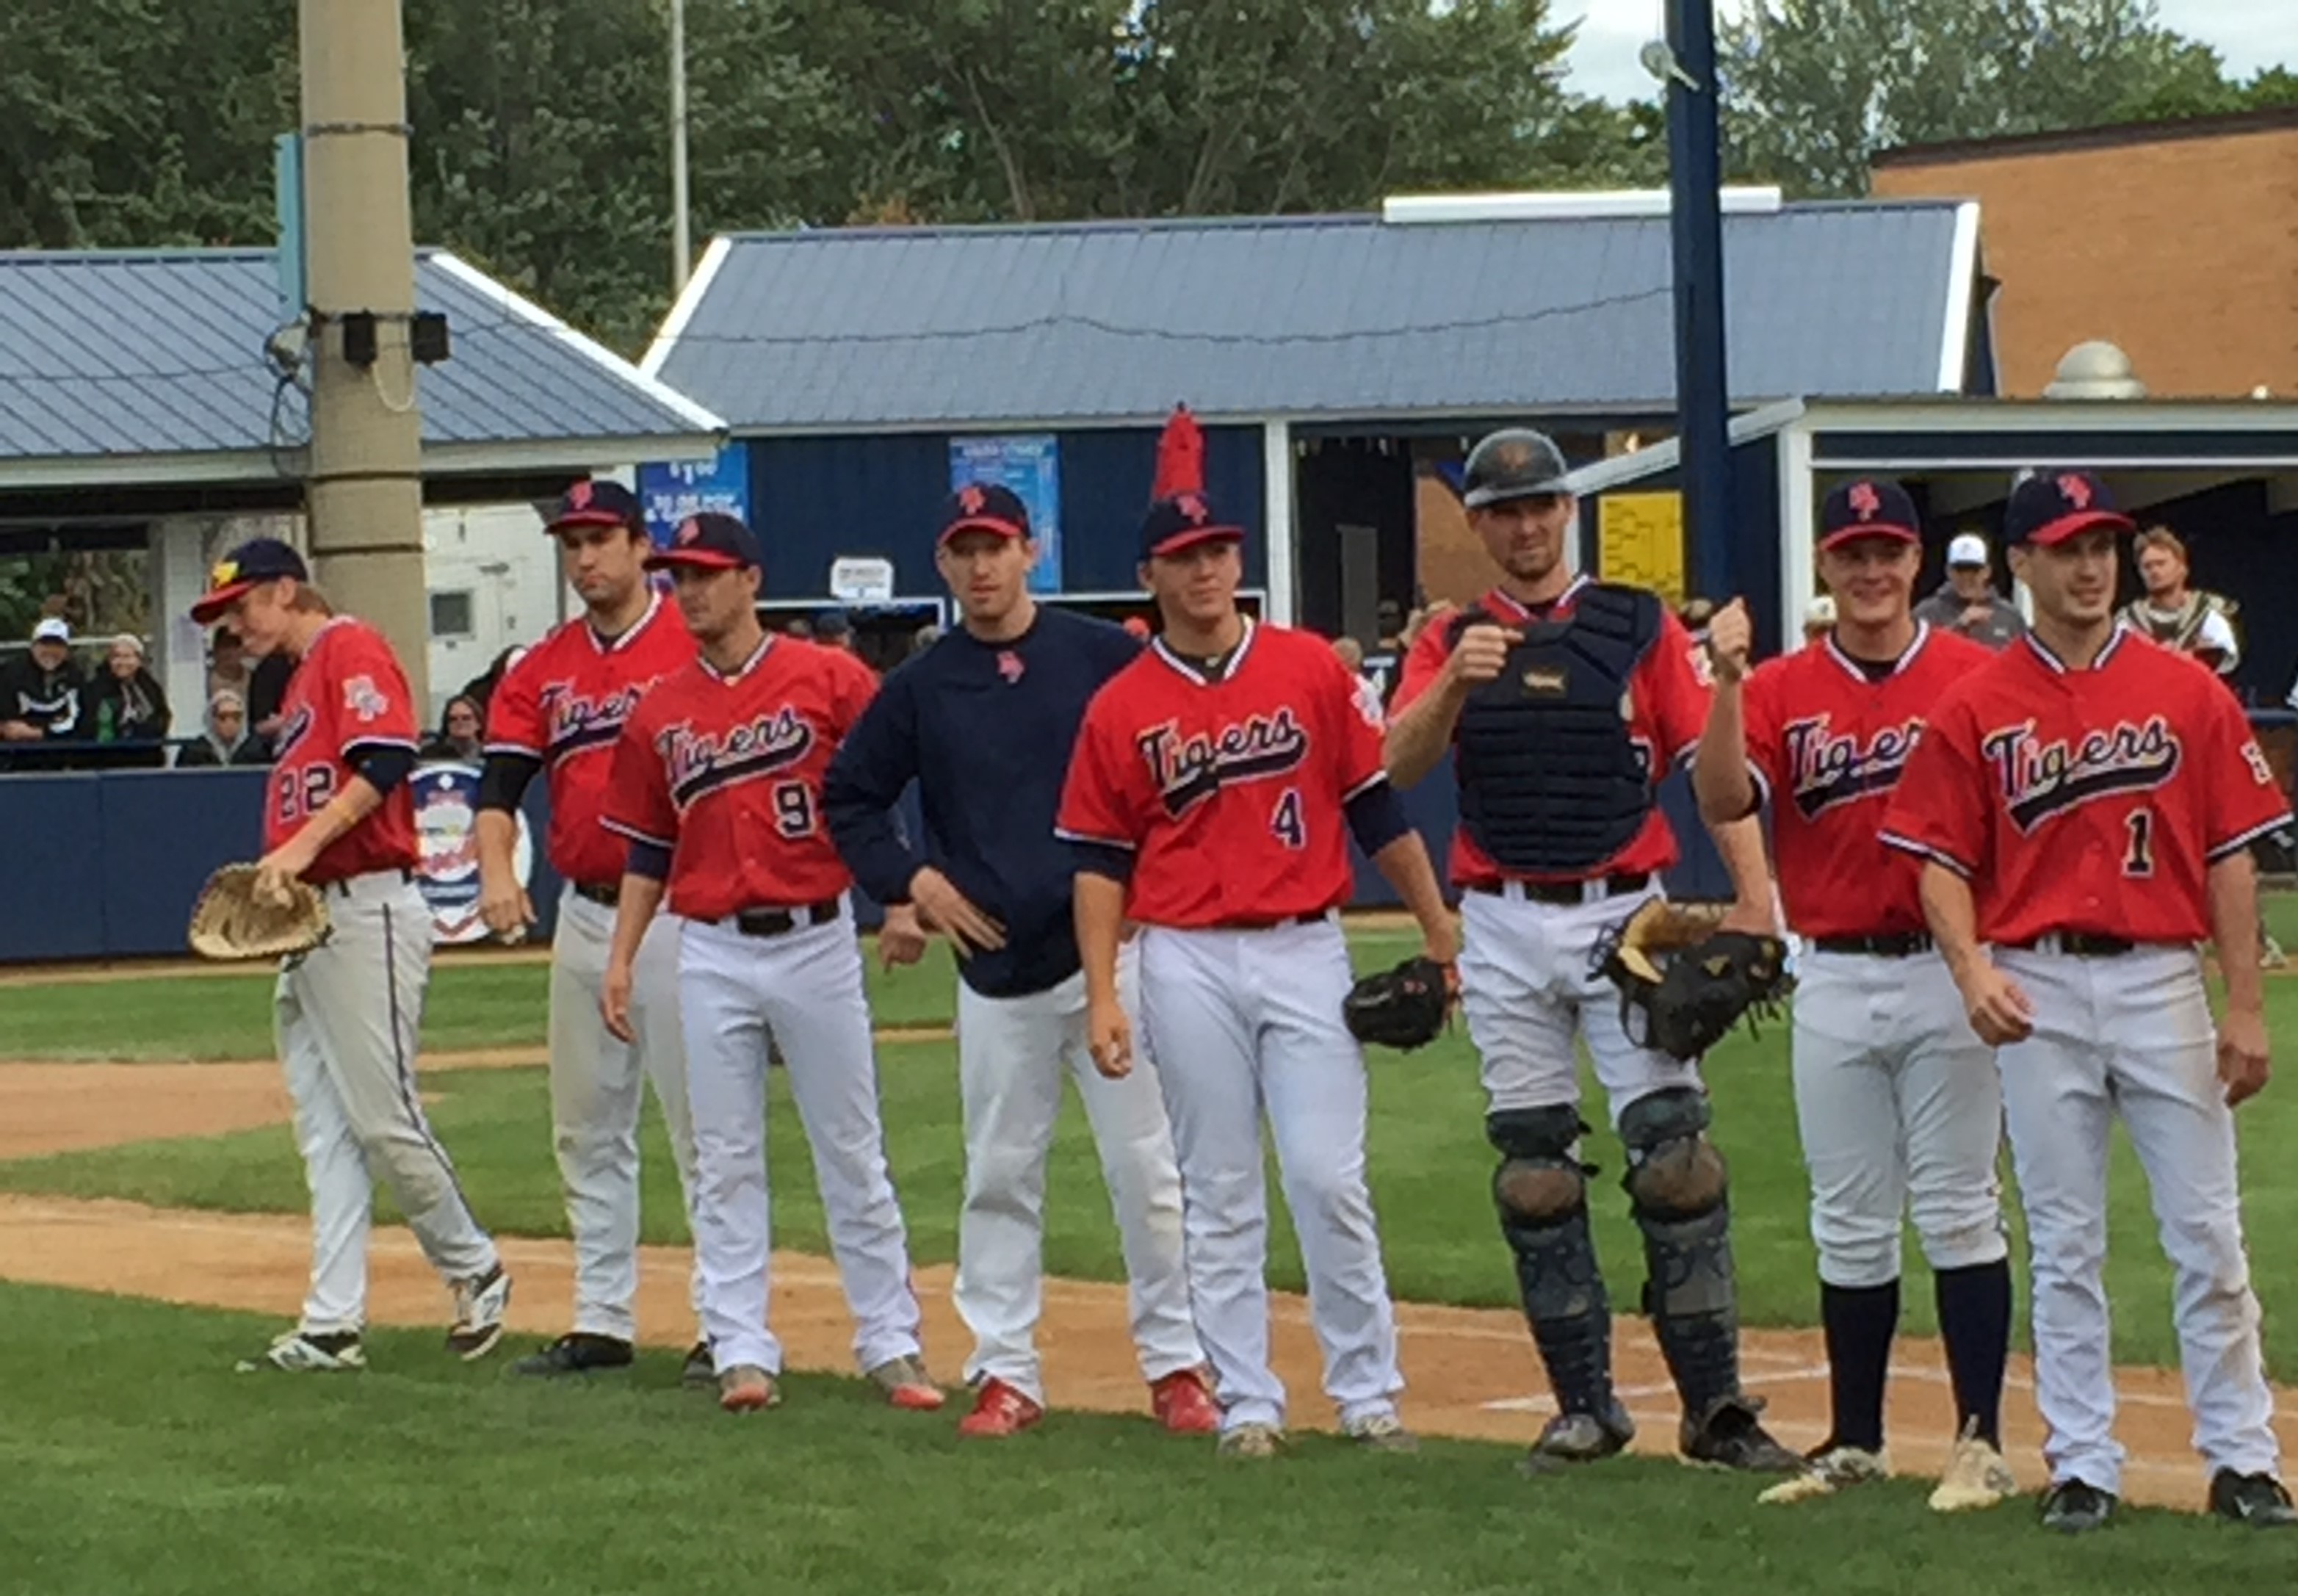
[958,483,987,516]
[1495,440,1533,472]
[568,480,594,510]
[1848,481,1881,520]
[209,559,239,588]
[2059,474,2093,509]
[676,518,702,546]
[1176,493,1209,525]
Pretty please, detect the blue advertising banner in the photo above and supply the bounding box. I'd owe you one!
[639,442,751,546]
[950,435,1061,593]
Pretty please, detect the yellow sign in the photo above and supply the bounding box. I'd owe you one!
[1598,491,1685,606]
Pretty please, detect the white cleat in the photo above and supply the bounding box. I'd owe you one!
[1929,1426,2016,1513]
[1758,1443,1885,1505]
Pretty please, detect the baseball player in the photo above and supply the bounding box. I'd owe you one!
[474,481,707,1383]
[1882,470,2295,1533]
[1383,428,1796,1475]
[1056,492,1459,1459]
[1694,478,2013,1512]
[190,538,510,1372]
[2122,525,2239,675]
[823,483,1215,1440]
[598,512,939,1416]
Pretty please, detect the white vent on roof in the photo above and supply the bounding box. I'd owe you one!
[2042,340,2147,400]
[1381,188,1784,224]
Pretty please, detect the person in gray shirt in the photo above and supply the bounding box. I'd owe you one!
[1912,532,2024,649]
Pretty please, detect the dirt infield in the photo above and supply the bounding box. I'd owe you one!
[0,1059,2283,1512]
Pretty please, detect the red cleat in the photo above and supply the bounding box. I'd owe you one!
[866,1354,946,1411]
[958,1377,1045,1439]
[1150,1368,1221,1435]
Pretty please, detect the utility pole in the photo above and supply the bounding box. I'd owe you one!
[298,0,431,704]
[670,0,692,292]
[1664,0,1736,611]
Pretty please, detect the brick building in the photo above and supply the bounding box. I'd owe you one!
[1871,108,2298,400]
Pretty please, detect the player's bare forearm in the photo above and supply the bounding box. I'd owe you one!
[1371,831,1459,965]
[1693,681,1757,827]
[1074,871,1128,1008]
[1917,862,1984,983]
[474,809,520,894]
[1705,812,1774,926]
[277,776,385,869]
[1382,682,1465,790]
[2207,850,2266,1015]
[607,874,667,970]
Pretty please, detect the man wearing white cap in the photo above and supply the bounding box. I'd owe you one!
[0,617,89,771]
[1912,534,2023,649]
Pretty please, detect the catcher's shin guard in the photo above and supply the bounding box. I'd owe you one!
[1619,1088,1741,1415]
[1487,1107,1615,1417]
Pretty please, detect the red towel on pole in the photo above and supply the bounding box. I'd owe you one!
[1151,403,1204,499]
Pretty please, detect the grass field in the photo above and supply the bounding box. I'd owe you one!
[0,1280,2275,1596]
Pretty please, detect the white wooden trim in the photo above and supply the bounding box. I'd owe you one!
[1937,202,1982,391]
[640,234,733,379]
[1262,420,1296,627]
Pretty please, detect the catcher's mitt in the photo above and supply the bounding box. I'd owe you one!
[1343,956,1453,1052]
[187,864,330,961]
[1595,898,1789,1061]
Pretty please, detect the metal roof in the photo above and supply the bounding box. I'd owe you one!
[644,201,1982,432]
[0,248,722,466]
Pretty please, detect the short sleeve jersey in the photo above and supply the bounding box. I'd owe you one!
[1735,624,1992,939]
[602,635,877,922]
[1880,628,2290,946]
[485,593,695,887]
[267,618,420,881]
[1056,621,1389,928]
[1391,578,1713,885]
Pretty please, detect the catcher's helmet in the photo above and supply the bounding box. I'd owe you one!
[1462,428,1572,510]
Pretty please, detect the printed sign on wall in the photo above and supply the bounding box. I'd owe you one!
[950,435,1061,594]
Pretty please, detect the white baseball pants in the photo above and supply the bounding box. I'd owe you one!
[953,950,1202,1404]
[678,906,925,1377]
[278,872,499,1334]
[1995,943,2279,1495]
[1137,917,1403,1434]
[1790,950,2006,1288]
[549,888,700,1342]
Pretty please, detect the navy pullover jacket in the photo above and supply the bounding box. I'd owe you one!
[824,606,1141,998]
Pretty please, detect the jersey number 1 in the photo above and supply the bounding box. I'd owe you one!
[1270,789,1306,850]
[2122,809,2154,878]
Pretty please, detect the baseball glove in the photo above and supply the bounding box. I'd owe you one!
[1343,956,1453,1051]
[1596,898,1790,1061]
[187,864,330,961]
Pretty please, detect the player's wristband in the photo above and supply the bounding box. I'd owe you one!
[1345,781,1411,856]
[1070,840,1135,884]
[477,751,542,813]
[348,743,416,795]
[625,839,672,882]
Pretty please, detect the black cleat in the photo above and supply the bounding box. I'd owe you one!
[2039,1478,2118,1534]
[2209,1470,2298,1529]
[1520,1401,1636,1476]
[1680,1395,1802,1473]
[512,1332,635,1377]
[681,1340,716,1389]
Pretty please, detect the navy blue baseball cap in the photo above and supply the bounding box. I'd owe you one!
[2003,469,2135,548]
[1818,477,1921,551]
[192,538,310,624]
[1139,492,1243,561]
[939,483,1031,545]
[546,479,643,535]
[646,512,762,573]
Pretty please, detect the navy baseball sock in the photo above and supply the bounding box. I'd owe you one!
[1819,1279,1898,1454]
[1934,1259,2012,1448]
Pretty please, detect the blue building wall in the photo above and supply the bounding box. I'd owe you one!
[745,425,1267,602]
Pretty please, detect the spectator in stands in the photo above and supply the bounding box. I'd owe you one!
[910,623,942,656]
[784,617,814,640]
[1376,599,1405,652]
[207,627,253,704]
[421,694,486,763]
[88,633,171,768]
[1399,598,1456,651]
[1802,593,1837,649]
[1331,635,1385,708]
[1121,615,1152,640]
[245,646,293,751]
[0,617,89,771]
[458,644,529,718]
[815,607,856,652]
[2122,526,2239,676]
[1913,532,2024,649]
[176,688,270,768]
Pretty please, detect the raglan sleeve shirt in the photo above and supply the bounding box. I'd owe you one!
[2203,681,2292,861]
[477,649,546,812]
[1056,688,1147,881]
[602,700,679,856]
[1877,687,1988,880]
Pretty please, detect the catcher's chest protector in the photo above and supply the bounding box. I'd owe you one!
[1452,585,1662,875]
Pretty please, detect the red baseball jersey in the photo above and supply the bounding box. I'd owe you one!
[1056,621,1389,928]
[602,635,876,922]
[485,593,695,887]
[1880,629,2289,946]
[1735,624,1992,939]
[1391,578,1713,886]
[267,617,419,882]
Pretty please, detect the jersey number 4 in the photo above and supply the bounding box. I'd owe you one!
[2123,809,2155,878]
[1270,789,1306,850]
[773,781,816,839]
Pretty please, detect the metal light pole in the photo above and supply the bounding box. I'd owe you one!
[670,0,692,293]
[1663,0,1735,607]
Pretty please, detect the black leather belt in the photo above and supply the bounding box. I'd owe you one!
[1813,932,1934,957]
[2008,933,2136,958]
[1468,872,1650,906]
[571,881,619,909]
[1228,911,1334,931]
[319,867,414,898]
[732,899,842,938]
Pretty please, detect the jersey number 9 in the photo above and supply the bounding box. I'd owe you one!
[773,781,817,839]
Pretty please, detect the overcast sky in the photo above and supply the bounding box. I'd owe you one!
[1561,0,2292,103]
